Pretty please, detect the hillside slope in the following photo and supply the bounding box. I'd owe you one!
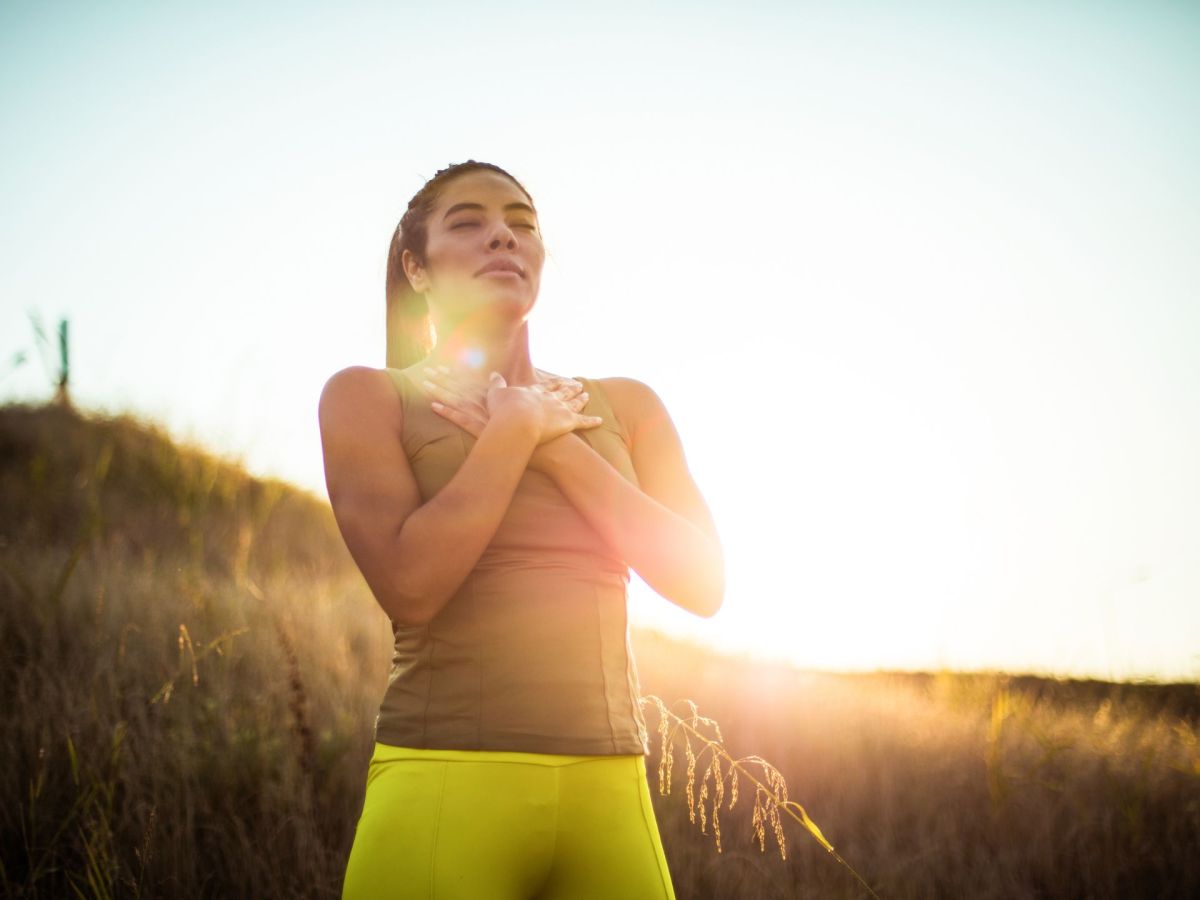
[1,400,349,582]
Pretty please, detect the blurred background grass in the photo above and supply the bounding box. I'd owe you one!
[2,400,1197,899]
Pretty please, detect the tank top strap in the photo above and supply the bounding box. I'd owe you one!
[383,365,419,416]
[575,376,633,450]
[384,366,410,393]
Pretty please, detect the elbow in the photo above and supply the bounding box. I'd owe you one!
[692,582,725,619]
[383,572,444,628]
[688,554,725,619]
[695,535,725,618]
[705,548,727,617]
[387,603,435,629]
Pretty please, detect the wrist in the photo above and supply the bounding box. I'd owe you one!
[528,432,577,473]
[488,406,542,450]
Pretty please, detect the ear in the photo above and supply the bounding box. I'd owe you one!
[401,248,430,293]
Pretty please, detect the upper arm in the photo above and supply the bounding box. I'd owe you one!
[318,366,422,616]
[601,377,721,546]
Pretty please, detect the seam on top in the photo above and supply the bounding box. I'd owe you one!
[455,423,481,748]
[384,366,411,411]
[420,625,435,743]
[618,593,649,754]
[593,581,620,754]
[385,367,415,459]
[473,576,482,748]
[391,363,417,391]
[578,376,633,452]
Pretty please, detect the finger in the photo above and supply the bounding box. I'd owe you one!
[576,413,605,429]
[427,367,495,412]
[539,375,582,391]
[421,377,464,406]
[439,364,473,394]
[424,365,462,392]
[430,401,486,438]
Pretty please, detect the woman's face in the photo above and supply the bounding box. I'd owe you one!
[403,170,545,327]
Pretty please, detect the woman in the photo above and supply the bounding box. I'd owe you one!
[320,160,724,900]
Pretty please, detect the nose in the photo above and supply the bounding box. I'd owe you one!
[487,220,518,250]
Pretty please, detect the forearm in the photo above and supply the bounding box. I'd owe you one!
[532,435,724,617]
[389,412,539,625]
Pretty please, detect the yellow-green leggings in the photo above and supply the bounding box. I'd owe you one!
[341,742,677,900]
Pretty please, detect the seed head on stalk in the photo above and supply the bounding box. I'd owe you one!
[637,695,882,900]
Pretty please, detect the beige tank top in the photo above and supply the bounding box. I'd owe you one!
[373,363,650,755]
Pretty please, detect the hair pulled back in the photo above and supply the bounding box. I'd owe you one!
[385,160,536,369]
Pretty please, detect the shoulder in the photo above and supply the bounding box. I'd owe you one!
[322,363,392,385]
[320,364,398,401]
[591,375,661,406]
[319,366,403,431]
[588,377,668,443]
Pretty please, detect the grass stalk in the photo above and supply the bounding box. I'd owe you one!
[641,694,884,900]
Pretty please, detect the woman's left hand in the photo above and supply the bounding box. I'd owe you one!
[418,364,590,440]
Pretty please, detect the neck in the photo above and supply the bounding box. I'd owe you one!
[424,320,537,387]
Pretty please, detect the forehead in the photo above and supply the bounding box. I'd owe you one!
[436,170,533,212]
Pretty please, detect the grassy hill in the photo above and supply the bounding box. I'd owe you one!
[2,400,1197,899]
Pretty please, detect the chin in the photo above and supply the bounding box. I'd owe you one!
[461,294,536,325]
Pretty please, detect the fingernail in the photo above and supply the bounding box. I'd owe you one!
[422,380,436,391]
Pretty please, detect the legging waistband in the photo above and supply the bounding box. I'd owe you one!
[371,741,646,768]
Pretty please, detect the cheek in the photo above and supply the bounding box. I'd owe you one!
[527,245,547,272]
[426,246,475,282]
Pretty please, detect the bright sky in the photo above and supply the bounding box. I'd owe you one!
[3,0,1198,681]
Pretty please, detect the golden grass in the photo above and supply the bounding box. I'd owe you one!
[638,695,880,898]
[2,400,1198,899]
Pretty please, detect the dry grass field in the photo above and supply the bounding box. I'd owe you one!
[2,401,1197,899]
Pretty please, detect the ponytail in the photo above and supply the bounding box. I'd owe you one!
[385,223,434,369]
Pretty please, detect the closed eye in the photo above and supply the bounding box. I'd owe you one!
[450,220,537,231]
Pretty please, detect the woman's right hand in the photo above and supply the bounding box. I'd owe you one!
[485,372,604,445]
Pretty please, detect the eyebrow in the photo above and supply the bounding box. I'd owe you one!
[442,201,537,220]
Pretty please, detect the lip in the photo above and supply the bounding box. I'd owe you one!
[475,259,525,278]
